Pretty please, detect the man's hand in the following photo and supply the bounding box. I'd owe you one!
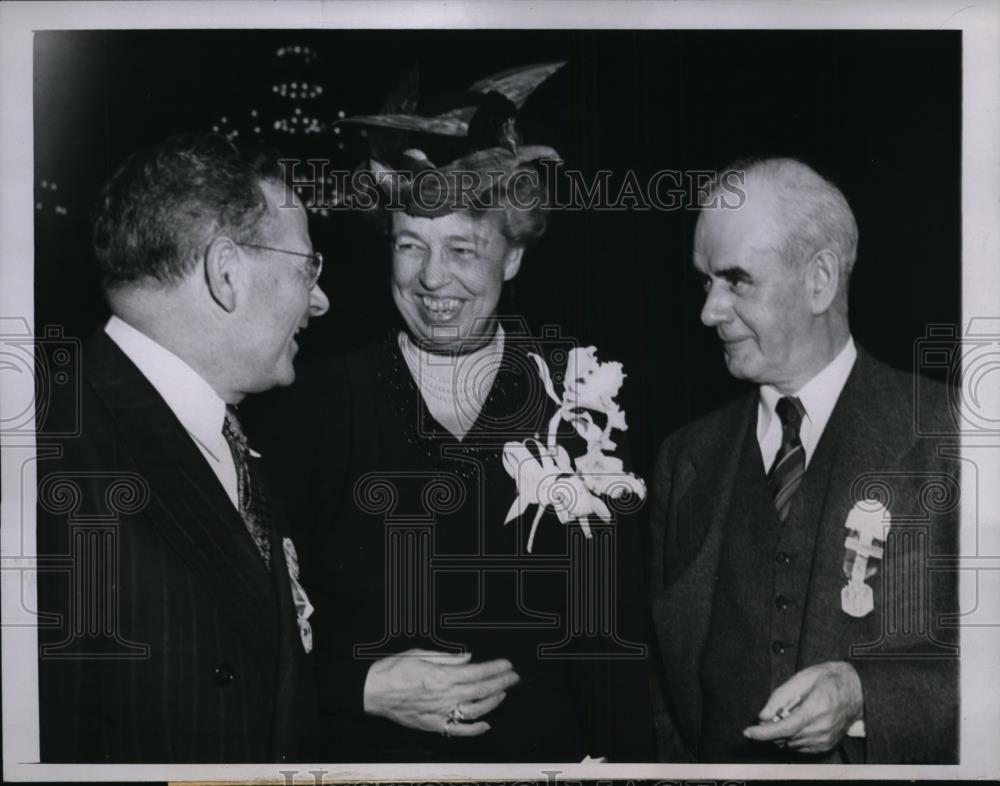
[742,661,863,754]
[363,649,520,737]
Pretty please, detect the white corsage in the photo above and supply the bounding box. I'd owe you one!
[502,347,646,552]
[282,536,315,653]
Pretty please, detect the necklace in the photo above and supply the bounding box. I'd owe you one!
[398,328,505,435]
[399,330,503,401]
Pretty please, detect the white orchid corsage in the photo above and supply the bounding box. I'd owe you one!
[502,346,646,552]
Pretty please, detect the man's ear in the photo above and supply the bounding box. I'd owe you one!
[204,237,244,312]
[806,248,840,315]
[502,246,525,282]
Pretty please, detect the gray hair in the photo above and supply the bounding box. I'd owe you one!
[711,157,859,278]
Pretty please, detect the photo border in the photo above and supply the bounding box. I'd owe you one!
[2,0,998,781]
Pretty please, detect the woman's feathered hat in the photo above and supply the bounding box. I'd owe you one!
[338,62,564,216]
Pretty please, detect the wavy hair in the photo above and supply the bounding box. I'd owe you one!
[92,132,285,290]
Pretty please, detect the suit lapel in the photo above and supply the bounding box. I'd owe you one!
[653,391,758,749]
[84,331,279,658]
[799,351,914,661]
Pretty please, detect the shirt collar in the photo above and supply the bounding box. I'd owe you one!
[797,336,857,429]
[104,315,228,459]
[758,337,858,459]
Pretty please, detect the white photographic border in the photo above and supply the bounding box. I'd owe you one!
[2,0,998,781]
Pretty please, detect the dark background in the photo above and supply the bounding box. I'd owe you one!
[33,29,961,479]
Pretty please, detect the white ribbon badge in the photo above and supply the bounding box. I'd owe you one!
[841,499,892,618]
[282,536,314,653]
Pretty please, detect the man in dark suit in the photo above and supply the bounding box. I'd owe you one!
[649,158,959,763]
[36,132,330,762]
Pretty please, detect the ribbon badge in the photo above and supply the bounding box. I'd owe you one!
[841,499,892,618]
[282,537,315,653]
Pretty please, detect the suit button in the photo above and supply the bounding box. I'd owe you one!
[775,551,792,565]
[774,594,792,610]
[771,640,788,654]
[213,662,235,686]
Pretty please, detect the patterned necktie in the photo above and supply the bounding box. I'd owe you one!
[222,406,272,571]
[768,396,806,522]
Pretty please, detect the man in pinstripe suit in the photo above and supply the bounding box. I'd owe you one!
[37,132,330,762]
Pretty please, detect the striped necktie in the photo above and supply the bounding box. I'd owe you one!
[767,396,806,522]
[222,406,272,571]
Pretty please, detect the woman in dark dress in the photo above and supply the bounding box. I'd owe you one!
[260,65,653,762]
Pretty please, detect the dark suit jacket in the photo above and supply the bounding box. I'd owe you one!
[648,350,960,763]
[36,330,319,762]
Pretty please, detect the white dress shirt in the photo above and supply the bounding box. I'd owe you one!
[757,337,858,472]
[105,316,239,509]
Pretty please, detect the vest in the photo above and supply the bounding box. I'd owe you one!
[697,407,839,762]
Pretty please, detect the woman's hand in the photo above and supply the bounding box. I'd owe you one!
[363,649,520,736]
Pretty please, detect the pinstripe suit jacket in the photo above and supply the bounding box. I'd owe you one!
[36,330,319,762]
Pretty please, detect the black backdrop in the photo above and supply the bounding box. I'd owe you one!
[33,29,961,478]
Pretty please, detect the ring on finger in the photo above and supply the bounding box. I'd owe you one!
[447,705,465,723]
[442,716,457,737]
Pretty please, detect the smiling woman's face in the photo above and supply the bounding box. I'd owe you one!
[390,210,523,353]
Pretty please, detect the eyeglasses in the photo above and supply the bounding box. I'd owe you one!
[236,243,324,288]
